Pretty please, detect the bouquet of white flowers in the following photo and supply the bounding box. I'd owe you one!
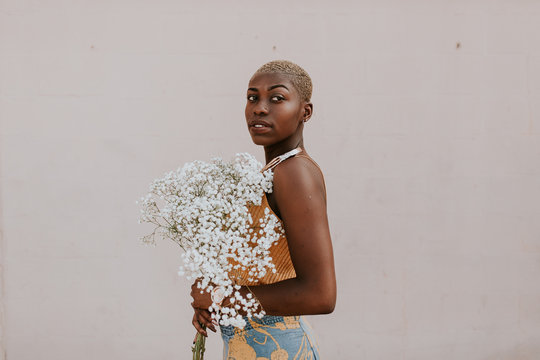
[137,152,284,358]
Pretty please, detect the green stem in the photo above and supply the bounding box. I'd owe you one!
[191,328,206,360]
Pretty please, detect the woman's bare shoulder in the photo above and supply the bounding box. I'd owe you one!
[272,155,326,201]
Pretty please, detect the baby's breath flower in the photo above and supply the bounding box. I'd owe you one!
[138,153,283,328]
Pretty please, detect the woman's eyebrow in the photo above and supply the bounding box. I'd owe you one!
[268,84,289,91]
[247,84,289,92]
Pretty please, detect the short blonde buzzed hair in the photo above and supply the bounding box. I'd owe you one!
[253,60,313,102]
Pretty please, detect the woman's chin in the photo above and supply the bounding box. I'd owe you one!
[250,136,272,146]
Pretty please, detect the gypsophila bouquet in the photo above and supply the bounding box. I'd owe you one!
[137,153,284,331]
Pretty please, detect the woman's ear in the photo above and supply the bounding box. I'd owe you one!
[303,103,313,122]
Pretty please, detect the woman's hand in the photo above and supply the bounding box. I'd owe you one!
[191,308,216,338]
[190,280,217,337]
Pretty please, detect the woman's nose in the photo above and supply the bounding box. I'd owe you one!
[253,101,268,115]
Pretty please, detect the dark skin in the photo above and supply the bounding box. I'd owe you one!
[190,72,336,337]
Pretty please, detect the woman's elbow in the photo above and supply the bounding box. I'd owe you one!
[318,293,336,314]
[312,285,336,314]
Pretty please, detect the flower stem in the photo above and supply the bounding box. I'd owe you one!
[192,328,206,360]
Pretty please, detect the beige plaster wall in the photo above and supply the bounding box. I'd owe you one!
[1,0,540,359]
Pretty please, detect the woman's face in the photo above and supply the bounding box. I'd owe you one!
[245,72,309,147]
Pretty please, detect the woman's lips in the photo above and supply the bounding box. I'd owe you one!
[249,124,271,134]
[248,119,272,134]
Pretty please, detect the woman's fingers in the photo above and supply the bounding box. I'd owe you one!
[198,309,216,332]
[190,279,216,334]
[192,313,207,337]
[191,309,217,336]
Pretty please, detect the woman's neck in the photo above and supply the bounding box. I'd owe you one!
[264,137,305,164]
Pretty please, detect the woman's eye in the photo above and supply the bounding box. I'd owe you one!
[247,95,257,101]
[271,96,284,102]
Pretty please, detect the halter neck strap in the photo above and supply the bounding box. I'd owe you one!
[261,147,303,172]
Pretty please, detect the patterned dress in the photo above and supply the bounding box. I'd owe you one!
[220,149,325,359]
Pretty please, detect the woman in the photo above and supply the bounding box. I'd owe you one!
[190,60,336,359]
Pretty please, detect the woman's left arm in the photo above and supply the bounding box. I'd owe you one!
[247,156,336,315]
[191,156,336,316]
